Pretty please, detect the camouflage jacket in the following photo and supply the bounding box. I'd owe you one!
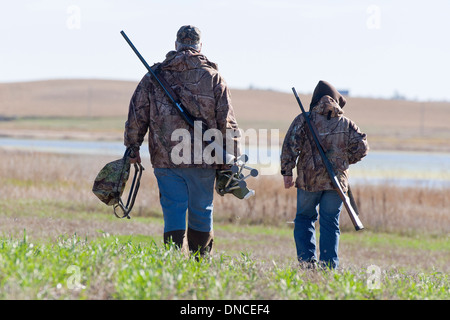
[280,95,369,192]
[124,48,240,168]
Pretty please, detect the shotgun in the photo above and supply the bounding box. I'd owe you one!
[292,87,364,231]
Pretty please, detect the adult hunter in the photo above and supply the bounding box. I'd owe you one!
[124,25,241,257]
[281,80,369,269]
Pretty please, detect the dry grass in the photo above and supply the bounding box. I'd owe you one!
[0,149,163,241]
[1,149,448,236]
[214,175,450,235]
[0,79,136,118]
[348,183,449,234]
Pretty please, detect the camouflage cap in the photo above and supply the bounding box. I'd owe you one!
[176,25,201,45]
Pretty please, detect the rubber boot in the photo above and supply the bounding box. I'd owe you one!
[163,229,186,250]
[187,228,214,258]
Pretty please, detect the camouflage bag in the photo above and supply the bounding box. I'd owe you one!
[92,148,144,219]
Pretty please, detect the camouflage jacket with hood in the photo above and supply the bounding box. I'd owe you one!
[280,82,369,192]
[124,48,240,169]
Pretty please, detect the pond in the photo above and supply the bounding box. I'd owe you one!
[1,137,449,188]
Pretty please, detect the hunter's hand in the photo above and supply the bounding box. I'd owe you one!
[129,150,141,164]
[283,175,294,189]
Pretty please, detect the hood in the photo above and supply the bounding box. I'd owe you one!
[313,95,344,118]
[310,80,346,110]
[161,48,218,73]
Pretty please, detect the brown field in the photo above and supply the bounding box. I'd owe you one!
[1,79,450,151]
[1,149,448,235]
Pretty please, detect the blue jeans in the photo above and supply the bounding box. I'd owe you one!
[294,189,343,269]
[154,168,216,233]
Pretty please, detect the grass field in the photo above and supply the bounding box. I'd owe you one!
[1,232,448,300]
[0,149,448,300]
[0,79,449,301]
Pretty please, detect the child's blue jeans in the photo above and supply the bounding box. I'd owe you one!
[294,189,343,269]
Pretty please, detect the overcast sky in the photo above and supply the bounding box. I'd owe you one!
[1,0,450,101]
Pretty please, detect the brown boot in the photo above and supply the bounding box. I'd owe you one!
[163,229,186,249]
[187,228,214,257]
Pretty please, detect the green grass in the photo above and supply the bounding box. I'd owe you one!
[341,232,450,252]
[0,196,448,300]
[0,232,448,300]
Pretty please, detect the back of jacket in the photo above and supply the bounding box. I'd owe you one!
[124,48,240,168]
[281,95,369,192]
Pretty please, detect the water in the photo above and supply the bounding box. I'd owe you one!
[1,137,449,188]
[0,137,132,156]
[349,150,450,188]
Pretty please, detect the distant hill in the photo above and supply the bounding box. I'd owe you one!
[1,79,449,151]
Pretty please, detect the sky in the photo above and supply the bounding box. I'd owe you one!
[1,0,450,101]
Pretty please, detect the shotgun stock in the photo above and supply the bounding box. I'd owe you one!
[292,87,364,231]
